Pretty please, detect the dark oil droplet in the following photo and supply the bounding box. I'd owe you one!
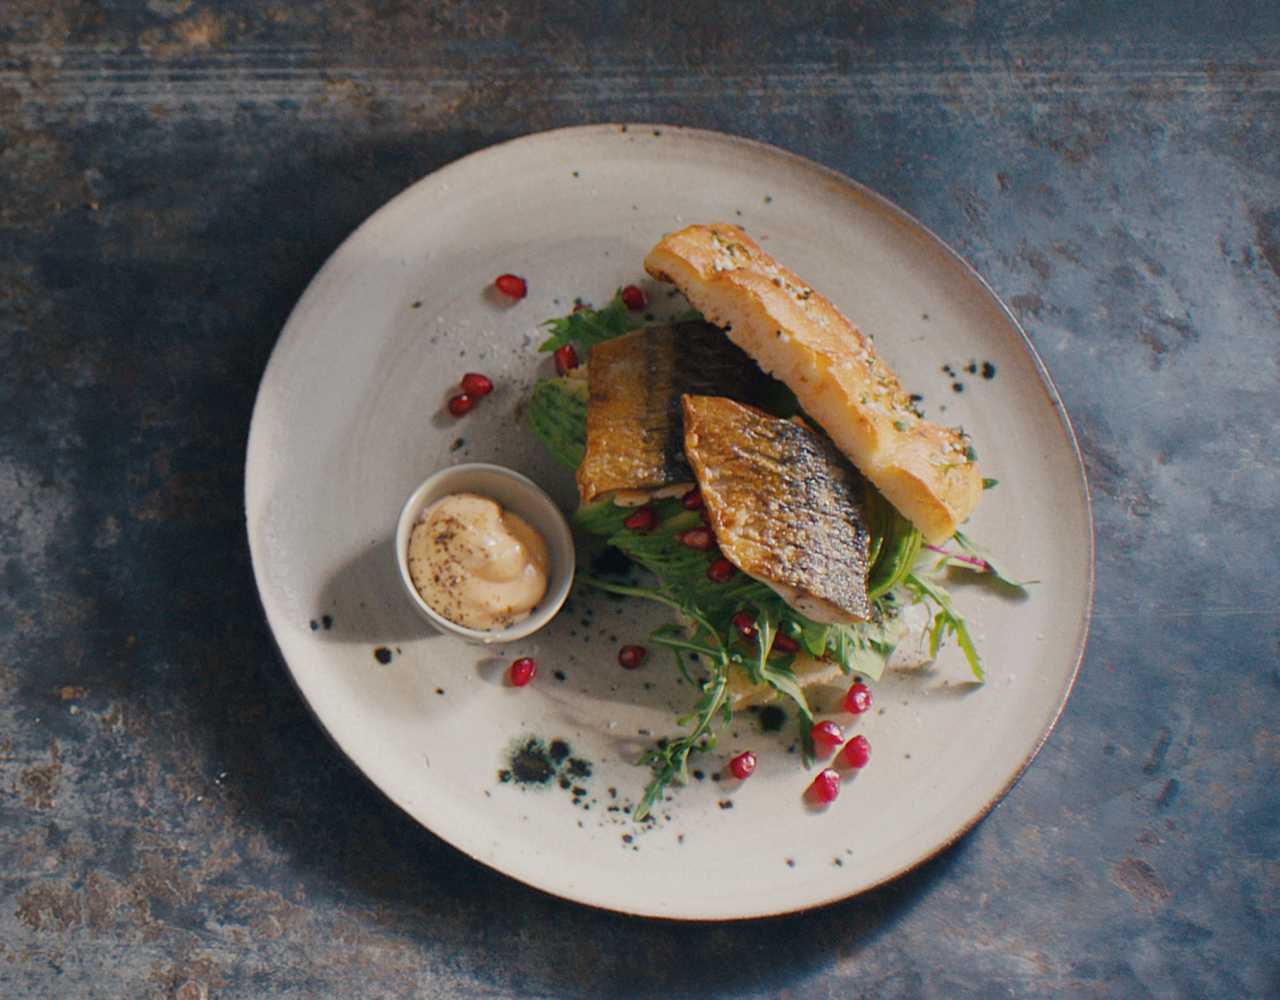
[757,705,787,732]
[509,739,557,785]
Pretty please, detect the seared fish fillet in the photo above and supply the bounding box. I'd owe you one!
[645,224,981,543]
[682,394,873,624]
[577,320,771,505]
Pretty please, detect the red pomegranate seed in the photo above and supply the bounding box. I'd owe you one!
[447,392,474,417]
[681,489,704,510]
[622,506,658,532]
[810,768,841,804]
[621,284,648,310]
[707,557,736,583]
[510,657,536,686]
[678,527,716,551]
[811,720,845,746]
[553,343,579,375]
[459,372,493,396]
[844,682,872,715]
[732,610,757,640]
[618,644,647,669]
[729,751,756,780]
[841,734,871,769]
[495,273,527,299]
[771,632,801,654]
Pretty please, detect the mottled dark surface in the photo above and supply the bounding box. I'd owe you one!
[2,1,1279,997]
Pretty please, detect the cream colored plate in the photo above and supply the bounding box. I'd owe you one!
[245,124,1092,920]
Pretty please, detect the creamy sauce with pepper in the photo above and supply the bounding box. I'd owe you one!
[407,493,549,630]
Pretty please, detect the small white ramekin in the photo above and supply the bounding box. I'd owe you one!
[395,463,575,643]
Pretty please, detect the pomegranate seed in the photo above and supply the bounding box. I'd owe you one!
[495,273,527,299]
[811,720,845,746]
[844,682,872,715]
[622,506,658,532]
[771,632,801,654]
[618,644,647,669]
[681,489,704,510]
[621,284,648,310]
[841,734,871,769]
[729,751,756,780]
[510,657,536,686]
[678,527,716,551]
[553,343,579,375]
[810,768,841,804]
[707,557,737,583]
[447,392,474,417]
[732,610,757,640]
[459,372,493,396]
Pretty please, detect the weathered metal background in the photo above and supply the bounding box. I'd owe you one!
[2,1,1278,997]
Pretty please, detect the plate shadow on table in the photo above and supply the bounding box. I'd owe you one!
[87,134,977,996]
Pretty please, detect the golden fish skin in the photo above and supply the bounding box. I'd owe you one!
[682,394,873,624]
[576,320,771,505]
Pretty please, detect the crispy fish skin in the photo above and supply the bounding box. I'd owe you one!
[682,394,873,624]
[576,320,770,505]
[645,224,981,543]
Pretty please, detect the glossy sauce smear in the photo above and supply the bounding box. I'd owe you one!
[407,493,549,630]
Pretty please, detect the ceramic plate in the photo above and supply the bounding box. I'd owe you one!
[245,124,1092,920]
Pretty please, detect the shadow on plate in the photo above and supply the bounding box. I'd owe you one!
[311,535,431,644]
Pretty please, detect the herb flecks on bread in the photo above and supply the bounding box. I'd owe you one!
[643,223,982,543]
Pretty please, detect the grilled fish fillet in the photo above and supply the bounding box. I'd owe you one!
[577,319,771,505]
[645,224,982,543]
[682,394,873,624]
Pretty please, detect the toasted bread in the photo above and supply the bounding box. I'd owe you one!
[644,224,981,542]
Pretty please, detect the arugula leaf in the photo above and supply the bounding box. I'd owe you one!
[633,646,732,821]
[903,570,984,681]
[951,530,1038,588]
[538,290,643,353]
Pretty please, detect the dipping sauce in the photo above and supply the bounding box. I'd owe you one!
[406,493,550,631]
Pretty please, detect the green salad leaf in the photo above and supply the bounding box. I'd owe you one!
[529,377,587,471]
[952,530,1039,588]
[539,289,645,354]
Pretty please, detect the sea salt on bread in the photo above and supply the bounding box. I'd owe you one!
[644,223,982,543]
